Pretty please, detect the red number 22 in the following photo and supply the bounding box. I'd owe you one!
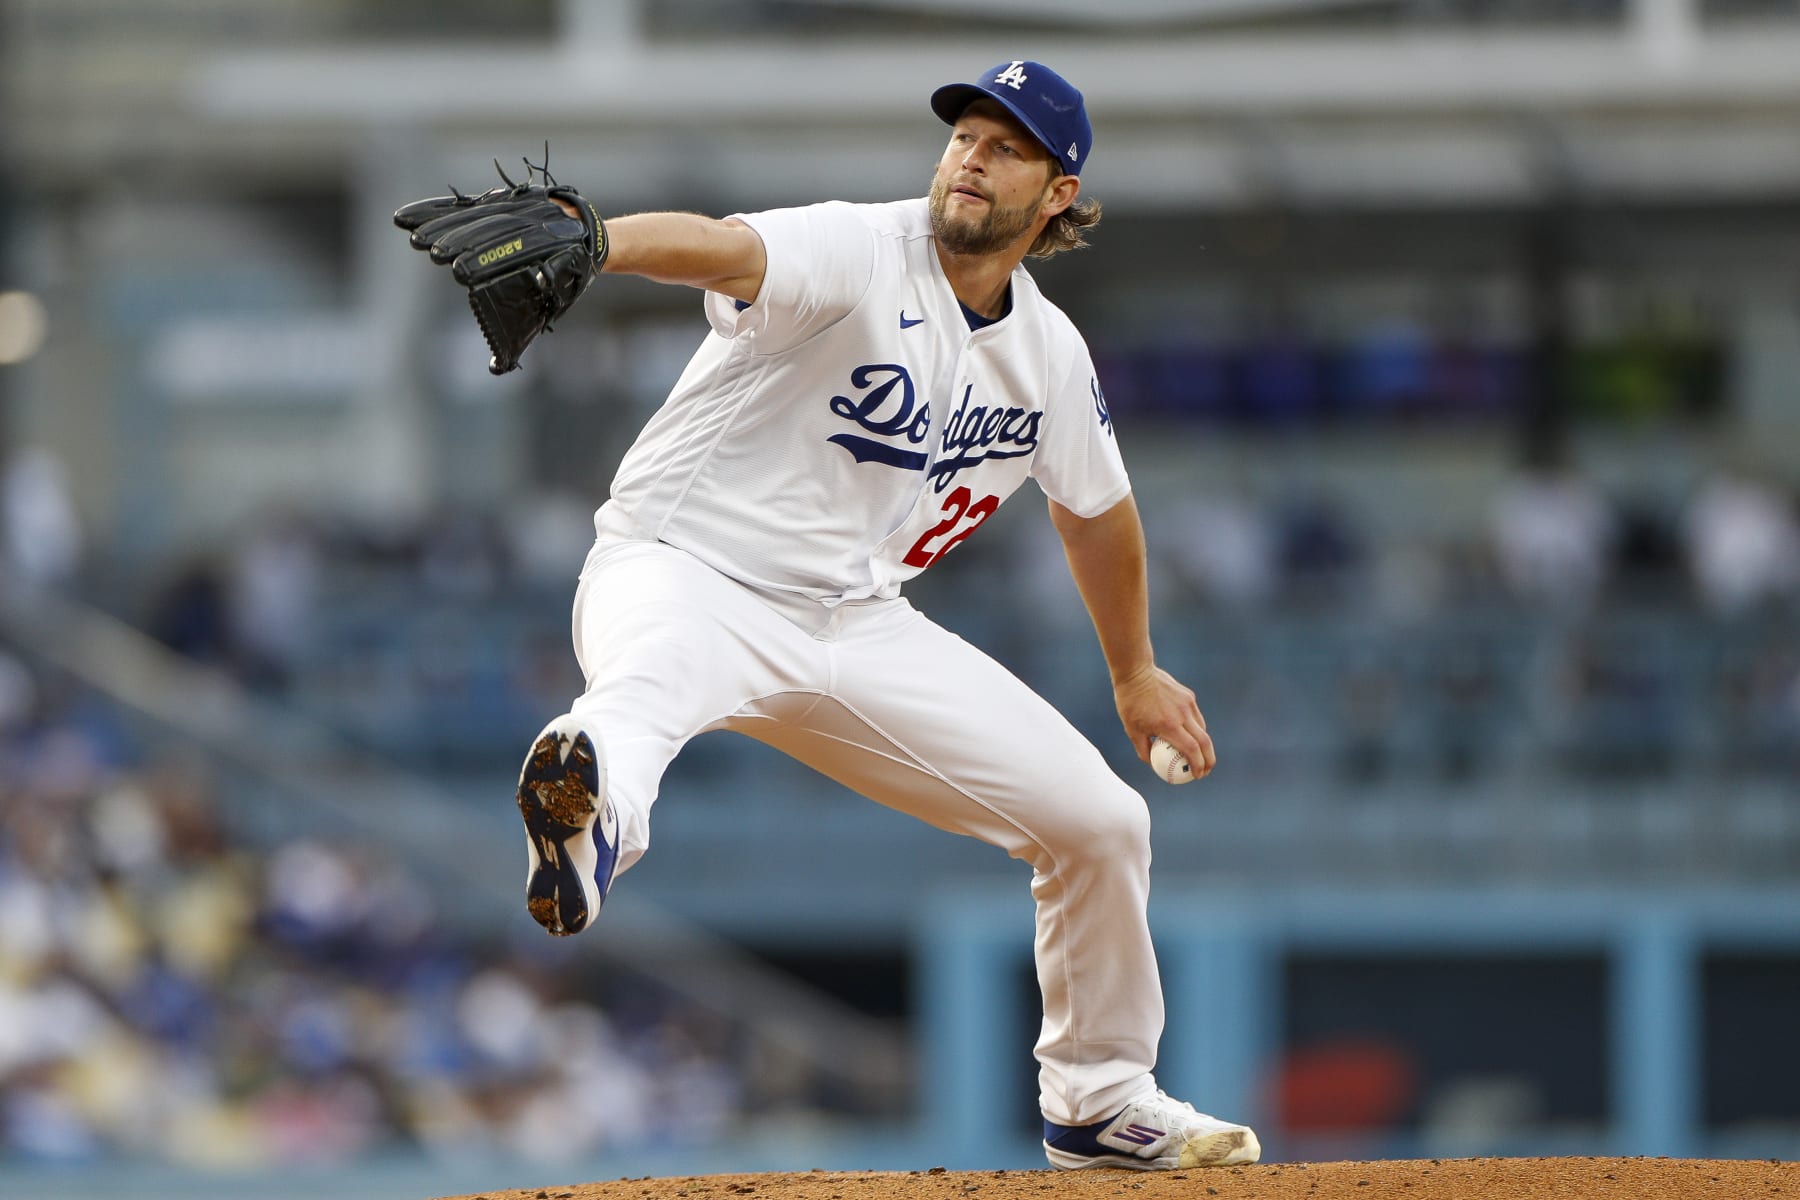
[902,486,999,569]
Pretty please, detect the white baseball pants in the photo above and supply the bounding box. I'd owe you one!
[561,533,1162,1125]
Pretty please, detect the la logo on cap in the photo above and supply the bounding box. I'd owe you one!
[994,61,1029,89]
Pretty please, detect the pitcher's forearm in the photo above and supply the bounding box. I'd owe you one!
[601,213,767,303]
[1050,494,1155,685]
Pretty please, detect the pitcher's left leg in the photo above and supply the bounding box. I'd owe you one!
[764,600,1163,1124]
[778,599,1258,1168]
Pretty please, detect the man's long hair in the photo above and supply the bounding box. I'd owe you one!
[1027,191,1101,259]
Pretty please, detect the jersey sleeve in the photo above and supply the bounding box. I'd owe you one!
[1028,332,1131,518]
[702,201,876,356]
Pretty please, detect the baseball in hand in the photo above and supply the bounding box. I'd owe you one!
[1150,736,1194,785]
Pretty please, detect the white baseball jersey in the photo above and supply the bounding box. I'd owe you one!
[599,197,1129,606]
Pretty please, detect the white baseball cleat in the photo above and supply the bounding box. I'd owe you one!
[1043,1090,1261,1170]
[515,714,617,937]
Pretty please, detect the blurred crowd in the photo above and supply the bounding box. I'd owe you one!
[5,438,1797,786]
[0,652,783,1167]
[998,448,1800,788]
[1123,457,1799,623]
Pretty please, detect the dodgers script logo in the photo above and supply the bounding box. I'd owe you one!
[826,364,931,471]
[823,364,1041,490]
[929,384,1041,493]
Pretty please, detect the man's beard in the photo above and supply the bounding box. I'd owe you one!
[928,173,1043,256]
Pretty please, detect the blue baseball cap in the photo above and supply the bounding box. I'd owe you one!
[930,60,1093,176]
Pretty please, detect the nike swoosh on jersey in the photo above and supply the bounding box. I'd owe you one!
[900,313,925,329]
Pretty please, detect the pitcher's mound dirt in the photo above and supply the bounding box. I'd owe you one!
[442,1155,1796,1200]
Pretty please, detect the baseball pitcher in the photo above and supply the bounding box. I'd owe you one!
[397,60,1259,1171]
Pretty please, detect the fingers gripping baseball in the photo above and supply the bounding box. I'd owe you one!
[1113,666,1215,783]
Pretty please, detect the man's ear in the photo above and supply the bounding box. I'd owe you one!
[1043,174,1081,219]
